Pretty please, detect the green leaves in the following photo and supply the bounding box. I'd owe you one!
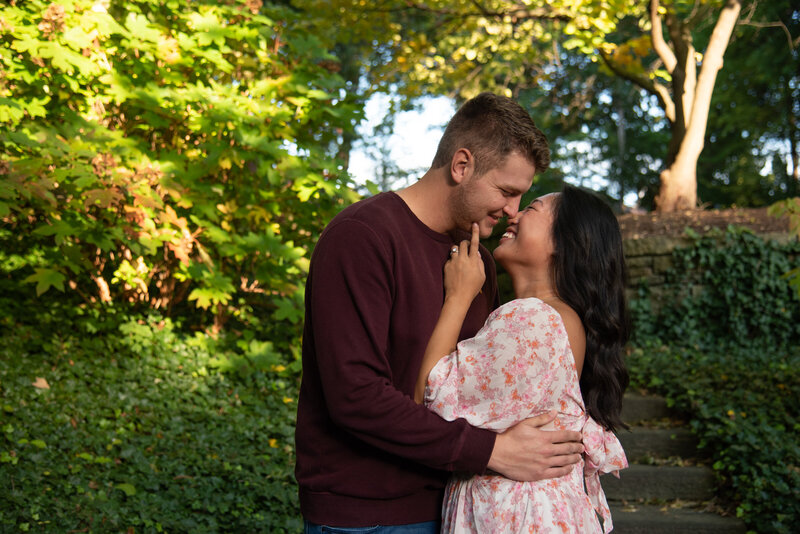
[632,227,800,350]
[0,97,26,123]
[188,272,235,310]
[1,0,362,351]
[115,483,137,497]
[123,12,162,44]
[629,226,800,530]
[0,314,303,531]
[627,343,800,532]
[24,268,66,295]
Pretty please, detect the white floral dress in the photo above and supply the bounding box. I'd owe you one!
[425,298,627,533]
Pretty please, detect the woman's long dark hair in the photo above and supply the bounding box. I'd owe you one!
[550,184,630,431]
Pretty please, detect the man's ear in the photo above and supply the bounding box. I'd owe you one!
[450,148,474,185]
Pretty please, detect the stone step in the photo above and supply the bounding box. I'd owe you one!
[609,504,746,533]
[617,427,703,461]
[608,394,746,533]
[602,464,716,501]
[621,392,672,424]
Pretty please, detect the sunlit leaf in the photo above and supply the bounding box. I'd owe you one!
[115,483,136,496]
[32,377,50,389]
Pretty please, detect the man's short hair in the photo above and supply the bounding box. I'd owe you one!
[431,92,550,177]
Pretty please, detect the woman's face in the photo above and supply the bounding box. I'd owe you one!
[492,193,558,271]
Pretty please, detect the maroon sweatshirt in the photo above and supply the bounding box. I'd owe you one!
[295,192,498,526]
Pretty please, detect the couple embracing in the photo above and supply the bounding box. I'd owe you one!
[295,93,629,534]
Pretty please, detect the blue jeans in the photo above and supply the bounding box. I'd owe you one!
[303,520,440,534]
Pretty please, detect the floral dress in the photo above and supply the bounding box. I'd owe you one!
[424,298,627,533]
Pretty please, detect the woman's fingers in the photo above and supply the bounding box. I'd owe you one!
[470,222,480,257]
[457,223,480,258]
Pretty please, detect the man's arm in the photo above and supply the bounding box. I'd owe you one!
[308,218,494,473]
[489,413,583,481]
[419,263,584,481]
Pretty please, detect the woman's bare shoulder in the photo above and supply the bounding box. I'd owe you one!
[547,301,586,375]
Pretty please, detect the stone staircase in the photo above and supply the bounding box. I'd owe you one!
[601,393,747,533]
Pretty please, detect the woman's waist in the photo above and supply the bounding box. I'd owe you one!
[453,460,586,491]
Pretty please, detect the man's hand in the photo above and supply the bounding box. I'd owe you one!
[486,411,583,481]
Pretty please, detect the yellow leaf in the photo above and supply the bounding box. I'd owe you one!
[269,438,278,448]
[32,377,50,389]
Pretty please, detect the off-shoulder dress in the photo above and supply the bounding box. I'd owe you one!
[424,298,627,533]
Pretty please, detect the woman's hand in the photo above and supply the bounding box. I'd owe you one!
[444,222,485,306]
[416,223,486,403]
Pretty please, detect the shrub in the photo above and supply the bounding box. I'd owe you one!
[0,0,360,346]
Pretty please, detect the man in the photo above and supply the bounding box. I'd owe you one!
[295,93,583,532]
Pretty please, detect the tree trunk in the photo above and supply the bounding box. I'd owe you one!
[655,0,741,212]
[655,156,697,212]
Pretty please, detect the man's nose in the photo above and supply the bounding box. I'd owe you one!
[503,196,521,219]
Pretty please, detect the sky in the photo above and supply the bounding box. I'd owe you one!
[346,93,639,205]
[348,94,455,188]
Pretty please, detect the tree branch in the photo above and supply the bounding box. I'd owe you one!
[684,0,742,158]
[739,20,797,50]
[650,0,677,73]
[666,12,696,126]
[599,49,675,123]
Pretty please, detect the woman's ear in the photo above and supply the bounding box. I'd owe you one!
[450,148,474,184]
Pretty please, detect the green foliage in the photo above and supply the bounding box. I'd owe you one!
[768,198,800,297]
[629,227,800,531]
[0,0,361,345]
[299,0,798,209]
[631,226,800,349]
[0,5,362,526]
[627,344,800,533]
[521,54,669,208]
[697,0,799,207]
[0,310,301,532]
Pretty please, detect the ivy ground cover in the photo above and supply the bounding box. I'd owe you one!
[0,310,301,533]
[628,228,800,533]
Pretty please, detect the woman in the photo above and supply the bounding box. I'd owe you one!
[415,184,629,533]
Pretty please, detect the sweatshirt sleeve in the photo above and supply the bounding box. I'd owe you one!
[307,218,495,473]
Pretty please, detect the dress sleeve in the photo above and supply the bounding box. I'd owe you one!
[582,417,628,534]
[424,299,575,432]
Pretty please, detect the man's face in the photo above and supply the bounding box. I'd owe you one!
[449,151,536,238]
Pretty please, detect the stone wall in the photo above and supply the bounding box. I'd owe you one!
[623,232,796,304]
